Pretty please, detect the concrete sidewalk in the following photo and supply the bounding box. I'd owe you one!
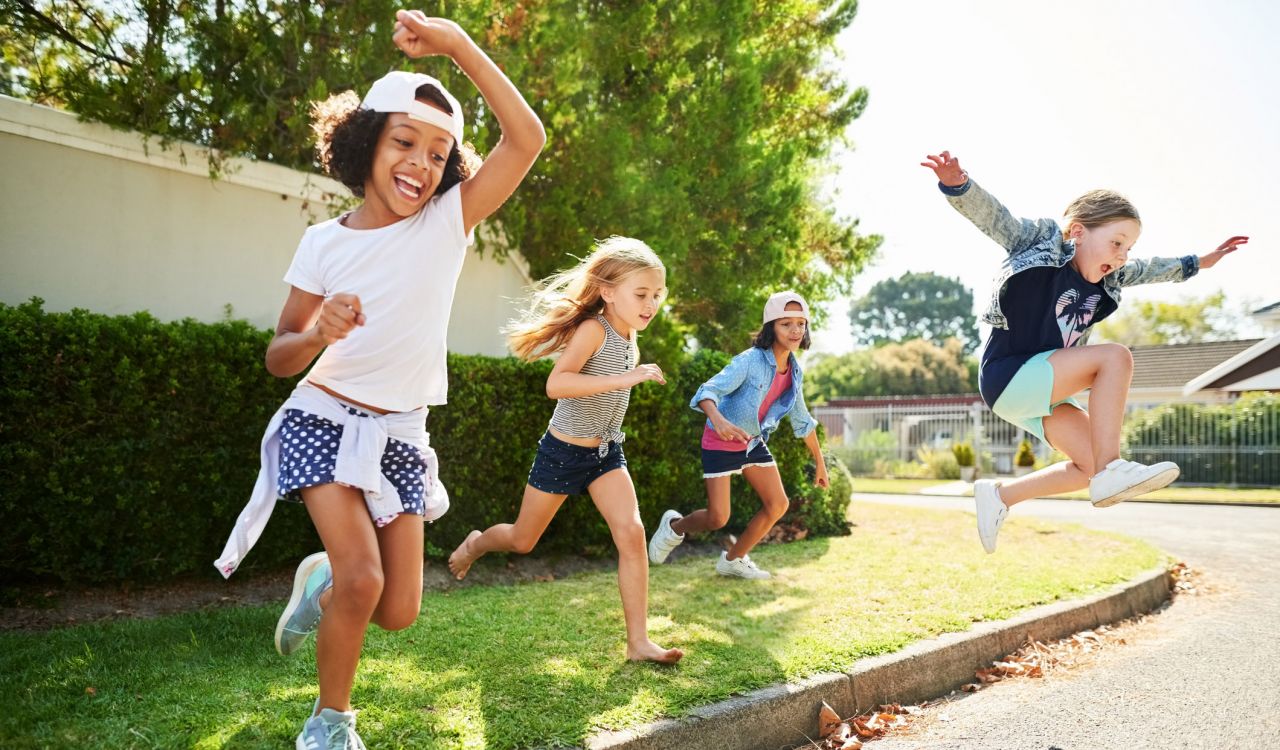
[582,566,1171,750]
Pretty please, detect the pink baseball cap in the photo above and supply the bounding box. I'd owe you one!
[360,70,464,143]
[762,291,810,324]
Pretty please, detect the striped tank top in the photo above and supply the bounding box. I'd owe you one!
[549,315,637,456]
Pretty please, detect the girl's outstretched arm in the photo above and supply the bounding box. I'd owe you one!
[921,150,1058,255]
[1198,235,1249,270]
[1114,235,1247,288]
[545,319,665,399]
[393,11,546,234]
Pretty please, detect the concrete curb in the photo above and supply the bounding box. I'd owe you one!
[583,566,1171,750]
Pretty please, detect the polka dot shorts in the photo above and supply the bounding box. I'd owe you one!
[278,406,429,527]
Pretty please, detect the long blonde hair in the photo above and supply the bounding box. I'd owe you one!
[507,236,665,361]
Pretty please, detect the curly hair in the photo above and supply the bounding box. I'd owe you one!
[311,84,480,198]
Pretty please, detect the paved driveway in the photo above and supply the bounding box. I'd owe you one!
[858,493,1280,750]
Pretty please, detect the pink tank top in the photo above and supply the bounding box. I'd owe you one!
[701,366,791,452]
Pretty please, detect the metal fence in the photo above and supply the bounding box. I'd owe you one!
[816,394,1280,487]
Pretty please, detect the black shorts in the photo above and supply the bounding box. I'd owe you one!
[701,441,776,478]
[527,431,627,495]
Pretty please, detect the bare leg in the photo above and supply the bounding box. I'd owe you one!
[370,513,425,631]
[669,475,732,536]
[1046,343,1133,471]
[995,404,1096,506]
[302,483,384,714]
[447,484,567,579]
[587,468,682,664]
[727,464,789,560]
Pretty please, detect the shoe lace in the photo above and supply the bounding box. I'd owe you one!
[325,714,359,750]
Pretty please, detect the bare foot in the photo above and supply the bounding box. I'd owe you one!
[627,639,684,665]
[448,530,483,580]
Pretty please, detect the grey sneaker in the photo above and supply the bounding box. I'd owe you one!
[276,551,332,656]
[974,479,1008,554]
[296,707,366,750]
[648,509,685,564]
[715,551,771,579]
[1089,459,1180,508]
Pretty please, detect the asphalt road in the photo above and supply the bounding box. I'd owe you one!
[857,493,1280,750]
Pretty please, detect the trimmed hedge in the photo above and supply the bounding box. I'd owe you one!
[1,300,850,584]
[1123,392,1280,486]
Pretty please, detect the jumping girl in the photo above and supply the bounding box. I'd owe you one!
[214,11,544,748]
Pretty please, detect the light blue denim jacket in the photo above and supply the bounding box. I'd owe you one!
[690,347,818,452]
[941,179,1199,330]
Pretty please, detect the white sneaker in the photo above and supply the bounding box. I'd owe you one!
[716,551,771,579]
[648,509,686,564]
[1089,459,1180,508]
[974,479,1008,554]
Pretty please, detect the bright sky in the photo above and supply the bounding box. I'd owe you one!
[812,0,1279,354]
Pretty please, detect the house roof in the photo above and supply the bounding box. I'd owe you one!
[1183,333,1280,395]
[1130,339,1262,390]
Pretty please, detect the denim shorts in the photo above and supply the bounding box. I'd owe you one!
[991,350,1086,442]
[527,431,627,496]
[277,405,429,527]
[701,441,776,478]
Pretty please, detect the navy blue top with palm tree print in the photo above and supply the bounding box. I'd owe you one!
[978,263,1118,407]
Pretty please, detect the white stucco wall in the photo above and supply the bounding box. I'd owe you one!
[0,95,530,357]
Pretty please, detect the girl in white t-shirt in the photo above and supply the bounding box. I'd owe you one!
[213,11,544,749]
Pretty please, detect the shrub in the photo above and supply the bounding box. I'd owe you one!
[0,301,849,584]
[1123,393,1280,486]
[950,442,974,467]
[1014,439,1036,467]
[834,428,897,475]
[916,446,960,480]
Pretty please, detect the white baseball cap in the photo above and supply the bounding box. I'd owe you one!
[762,291,810,324]
[360,70,464,144]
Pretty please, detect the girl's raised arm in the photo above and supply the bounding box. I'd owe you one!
[922,150,1057,255]
[394,11,546,234]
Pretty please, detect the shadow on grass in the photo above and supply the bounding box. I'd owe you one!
[0,537,831,749]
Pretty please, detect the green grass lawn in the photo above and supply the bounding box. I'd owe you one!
[0,504,1161,749]
[854,477,1280,504]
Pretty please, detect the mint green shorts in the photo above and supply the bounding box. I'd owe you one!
[991,350,1085,443]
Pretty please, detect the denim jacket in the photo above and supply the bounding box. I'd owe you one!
[940,179,1199,330]
[690,347,818,452]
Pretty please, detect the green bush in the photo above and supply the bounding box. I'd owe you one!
[0,301,849,584]
[1123,393,1280,486]
[916,446,960,480]
[834,428,897,475]
[1014,439,1036,467]
[950,442,974,467]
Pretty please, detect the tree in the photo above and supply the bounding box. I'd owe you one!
[849,272,977,352]
[3,0,881,356]
[804,337,976,403]
[1094,291,1241,347]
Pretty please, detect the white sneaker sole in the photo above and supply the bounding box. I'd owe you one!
[715,563,771,580]
[1091,465,1180,508]
[647,511,683,564]
[275,551,329,656]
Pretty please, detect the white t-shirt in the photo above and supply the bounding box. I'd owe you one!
[283,185,474,412]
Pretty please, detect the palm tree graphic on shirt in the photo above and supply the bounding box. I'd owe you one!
[1055,289,1103,348]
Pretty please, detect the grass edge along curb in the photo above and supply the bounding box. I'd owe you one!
[583,565,1172,750]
